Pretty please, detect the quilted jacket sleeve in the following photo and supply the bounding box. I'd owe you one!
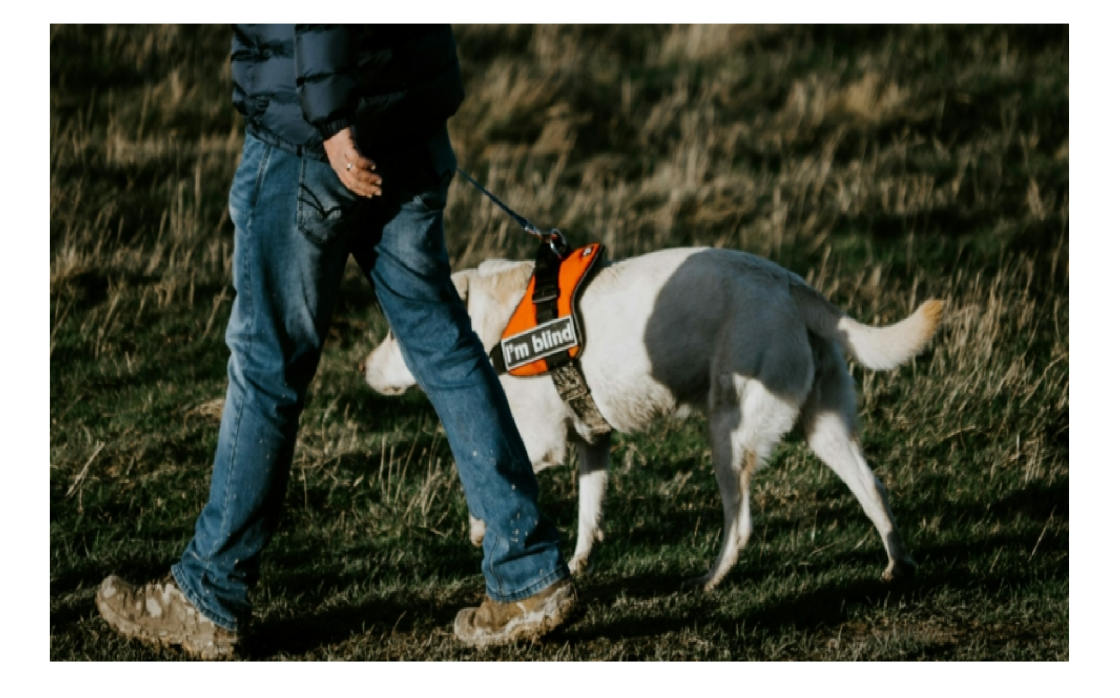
[294,25,360,139]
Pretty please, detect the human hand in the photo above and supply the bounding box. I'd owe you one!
[323,126,382,198]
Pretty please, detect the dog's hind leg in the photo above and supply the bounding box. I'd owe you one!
[568,437,610,576]
[691,374,801,592]
[689,402,746,592]
[801,338,916,581]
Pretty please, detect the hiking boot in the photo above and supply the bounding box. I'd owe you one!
[454,579,577,648]
[95,573,238,660]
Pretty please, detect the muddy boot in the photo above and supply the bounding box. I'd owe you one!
[454,579,577,648]
[95,574,238,660]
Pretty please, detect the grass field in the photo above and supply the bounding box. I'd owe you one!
[50,25,1068,660]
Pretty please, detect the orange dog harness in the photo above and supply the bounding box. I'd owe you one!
[488,241,612,439]
[493,243,604,376]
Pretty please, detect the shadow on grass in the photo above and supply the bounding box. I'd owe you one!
[240,590,470,658]
[247,496,1068,656]
[558,528,1067,648]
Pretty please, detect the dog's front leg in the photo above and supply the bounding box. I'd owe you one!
[568,437,610,576]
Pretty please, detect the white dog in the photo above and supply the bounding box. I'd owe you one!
[363,247,942,590]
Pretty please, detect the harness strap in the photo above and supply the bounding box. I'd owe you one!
[490,343,611,438]
[532,241,562,322]
[550,362,613,440]
[488,343,507,373]
[533,241,574,372]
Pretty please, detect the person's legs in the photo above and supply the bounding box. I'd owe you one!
[169,134,358,630]
[349,138,569,602]
[358,179,570,602]
[99,127,572,654]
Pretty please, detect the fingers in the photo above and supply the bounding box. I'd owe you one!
[336,151,382,198]
[322,127,383,198]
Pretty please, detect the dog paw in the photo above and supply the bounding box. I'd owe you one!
[682,573,721,593]
[567,555,595,577]
[881,556,917,582]
[468,516,486,548]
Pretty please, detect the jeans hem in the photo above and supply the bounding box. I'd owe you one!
[485,565,570,604]
[170,563,241,632]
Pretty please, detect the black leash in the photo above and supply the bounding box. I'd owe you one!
[456,167,569,257]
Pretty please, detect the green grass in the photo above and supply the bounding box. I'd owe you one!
[50,25,1068,660]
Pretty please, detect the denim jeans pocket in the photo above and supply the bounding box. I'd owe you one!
[296,158,363,245]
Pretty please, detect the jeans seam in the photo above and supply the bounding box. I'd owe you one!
[485,536,500,598]
[210,191,259,558]
[211,371,249,557]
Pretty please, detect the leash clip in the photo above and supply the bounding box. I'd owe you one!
[523,224,567,259]
[546,229,569,258]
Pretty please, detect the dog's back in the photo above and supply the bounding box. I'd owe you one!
[573,247,940,431]
[577,248,815,430]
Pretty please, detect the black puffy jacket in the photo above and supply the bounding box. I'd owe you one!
[231,24,464,159]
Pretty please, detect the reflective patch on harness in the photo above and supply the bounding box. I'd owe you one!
[500,316,578,370]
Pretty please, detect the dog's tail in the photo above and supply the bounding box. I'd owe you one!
[791,282,944,371]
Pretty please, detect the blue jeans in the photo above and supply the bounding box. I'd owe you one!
[172,130,568,631]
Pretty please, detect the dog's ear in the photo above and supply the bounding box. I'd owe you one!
[451,270,471,305]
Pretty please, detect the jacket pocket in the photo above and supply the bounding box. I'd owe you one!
[296,158,363,245]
